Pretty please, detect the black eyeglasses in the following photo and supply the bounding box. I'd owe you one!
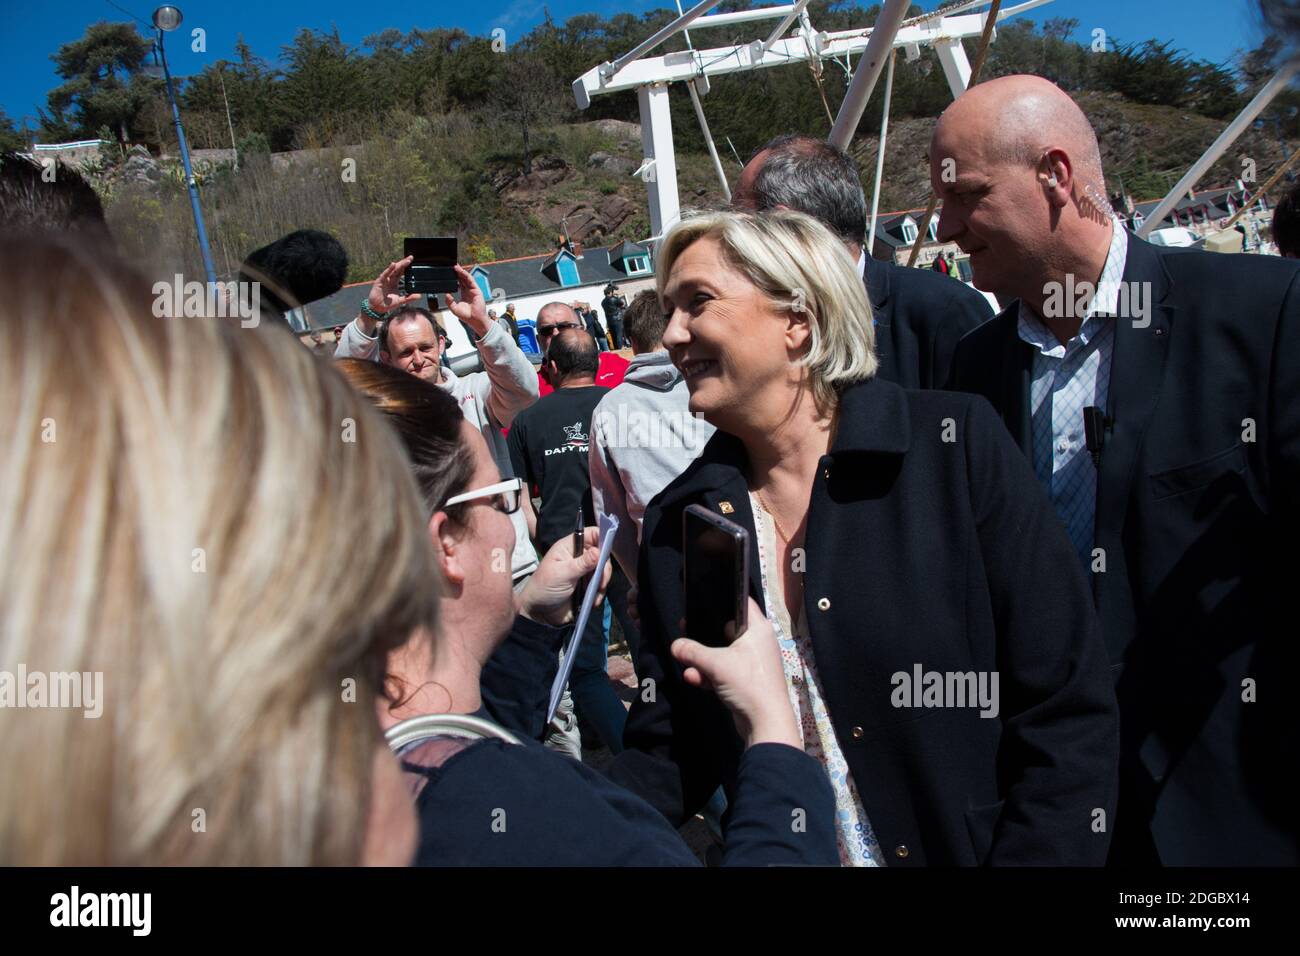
[537,321,583,339]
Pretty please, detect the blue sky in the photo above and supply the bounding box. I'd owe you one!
[0,0,1278,131]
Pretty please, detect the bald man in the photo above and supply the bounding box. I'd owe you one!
[535,301,629,396]
[939,75,1299,866]
[733,134,993,389]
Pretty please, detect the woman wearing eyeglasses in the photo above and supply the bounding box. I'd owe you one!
[337,359,841,866]
[337,358,589,744]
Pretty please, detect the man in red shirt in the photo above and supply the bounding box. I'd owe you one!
[535,302,628,396]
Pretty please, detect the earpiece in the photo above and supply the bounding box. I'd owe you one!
[1047,175,1059,188]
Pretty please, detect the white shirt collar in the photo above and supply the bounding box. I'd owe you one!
[1091,219,1130,317]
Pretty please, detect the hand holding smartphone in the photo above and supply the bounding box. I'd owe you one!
[683,504,749,648]
[401,237,459,295]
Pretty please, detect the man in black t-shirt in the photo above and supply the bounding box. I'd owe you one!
[508,329,609,552]
[507,329,626,753]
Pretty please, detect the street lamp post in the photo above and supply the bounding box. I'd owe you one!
[152,5,217,285]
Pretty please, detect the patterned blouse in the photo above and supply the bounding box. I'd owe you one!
[750,492,886,867]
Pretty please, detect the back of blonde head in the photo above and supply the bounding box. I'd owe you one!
[0,235,438,864]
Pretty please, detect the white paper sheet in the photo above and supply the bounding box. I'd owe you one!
[547,513,619,724]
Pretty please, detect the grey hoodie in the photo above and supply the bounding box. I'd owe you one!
[588,350,716,579]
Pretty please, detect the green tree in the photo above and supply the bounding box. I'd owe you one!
[0,109,27,151]
[41,21,157,145]
[1096,40,1196,108]
[492,49,565,174]
[360,28,409,115]
[1187,60,1246,119]
[277,28,368,146]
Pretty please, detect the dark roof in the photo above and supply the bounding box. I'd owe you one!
[1127,187,1253,230]
[609,239,648,260]
[1130,200,1176,228]
[871,212,918,249]
[540,247,576,270]
[291,242,654,331]
[1131,187,1239,220]
[486,242,649,298]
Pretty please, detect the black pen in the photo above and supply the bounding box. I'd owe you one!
[571,509,585,618]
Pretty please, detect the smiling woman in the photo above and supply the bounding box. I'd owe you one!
[657,209,877,425]
[613,208,1121,867]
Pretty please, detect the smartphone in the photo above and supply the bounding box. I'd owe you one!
[402,237,459,294]
[683,504,749,648]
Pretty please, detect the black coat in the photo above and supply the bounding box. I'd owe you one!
[581,307,606,341]
[607,376,1120,865]
[410,734,838,866]
[946,234,1300,865]
[864,255,994,390]
[602,294,626,324]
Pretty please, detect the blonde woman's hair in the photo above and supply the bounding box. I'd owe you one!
[656,209,878,410]
[0,235,439,865]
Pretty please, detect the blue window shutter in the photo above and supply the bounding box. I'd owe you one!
[558,256,579,287]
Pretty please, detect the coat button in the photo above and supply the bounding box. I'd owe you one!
[817,597,830,611]
[895,845,910,859]
[851,726,864,739]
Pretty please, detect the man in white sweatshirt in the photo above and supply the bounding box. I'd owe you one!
[336,255,540,581]
[589,290,716,584]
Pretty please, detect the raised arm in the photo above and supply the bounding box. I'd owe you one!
[441,264,538,427]
[334,255,422,361]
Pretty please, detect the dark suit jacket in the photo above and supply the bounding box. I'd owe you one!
[865,255,994,389]
[946,234,1300,865]
[606,377,1120,865]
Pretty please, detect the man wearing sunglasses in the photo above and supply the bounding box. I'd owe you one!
[535,302,629,398]
[336,255,541,582]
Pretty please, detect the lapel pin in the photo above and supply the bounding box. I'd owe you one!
[719,501,734,515]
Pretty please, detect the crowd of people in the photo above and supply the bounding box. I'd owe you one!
[0,69,1295,867]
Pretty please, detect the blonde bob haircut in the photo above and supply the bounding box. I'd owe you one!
[656,209,878,410]
[0,235,439,865]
